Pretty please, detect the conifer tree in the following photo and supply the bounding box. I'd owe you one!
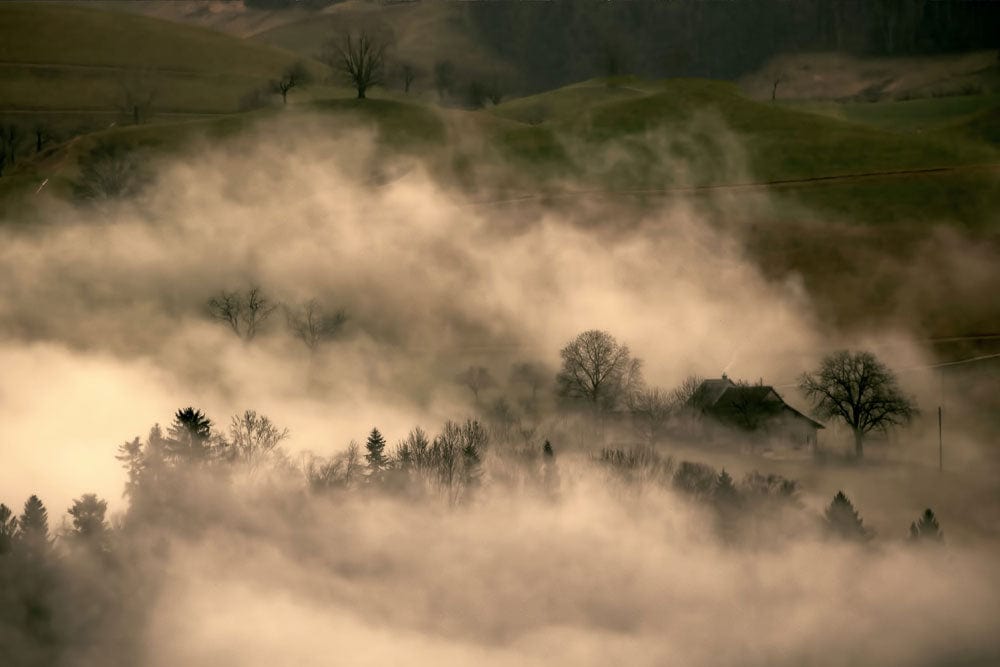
[909,508,943,542]
[824,491,872,542]
[365,428,388,473]
[0,503,16,554]
[68,494,109,544]
[18,495,50,548]
[713,469,740,506]
[167,407,214,463]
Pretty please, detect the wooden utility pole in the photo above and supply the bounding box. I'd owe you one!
[938,406,943,472]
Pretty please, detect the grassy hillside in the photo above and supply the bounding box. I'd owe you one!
[0,2,327,123]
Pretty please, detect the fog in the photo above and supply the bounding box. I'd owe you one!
[1,117,998,666]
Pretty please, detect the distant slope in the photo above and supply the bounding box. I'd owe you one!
[0,2,324,119]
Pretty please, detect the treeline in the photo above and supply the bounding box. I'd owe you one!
[0,402,946,664]
[464,0,1000,92]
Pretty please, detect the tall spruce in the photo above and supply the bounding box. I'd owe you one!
[0,503,16,554]
[18,495,50,548]
[365,428,388,473]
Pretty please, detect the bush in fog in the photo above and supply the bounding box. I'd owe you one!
[597,446,675,487]
[73,141,149,201]
[672,461,718,499]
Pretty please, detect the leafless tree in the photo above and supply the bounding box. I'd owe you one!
[228,410,289,475]
[73,140,148,200]
[0,124,26,177]
[670,374,704,406]
[799,350,917,459]
[208,287,278,341]
[510,361,547,401]
[272,61,311,106]
[324,32,386,99]
[433,60,455,101]
[285,299,347,350]
[628,387,674,444]
[301,440,362,492]
[118,70,157,125]
[399,62,418,93]
[556,329,643,411]
[456,365,496,403]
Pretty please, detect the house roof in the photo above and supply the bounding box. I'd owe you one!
[688,378,824,429]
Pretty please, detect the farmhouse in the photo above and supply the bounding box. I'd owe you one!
[686,375,823,448]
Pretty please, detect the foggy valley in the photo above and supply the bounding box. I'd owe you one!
[0,1,999,665]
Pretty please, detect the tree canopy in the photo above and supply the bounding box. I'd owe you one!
[556,329,642,411]
[799,350,916,458]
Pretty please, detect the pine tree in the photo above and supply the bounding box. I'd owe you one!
[68,494,109,544]
[713,469,740,506]
[824,491,872,542]
[365,428,388,473]
[909,508,943,542]
[167,407,214,463]
[0,503,17,554]
[18,495,50,548]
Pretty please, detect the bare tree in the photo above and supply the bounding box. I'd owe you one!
[433,60,455,101]
[556,329,643,411]
[456,365,496,403]
[272,61,311,106]
[324,32,386,99]
[73,140,148,200]
[399,62,418,93]
[670,374,704,406]
[208,287,278,341]
[628,386,674,444]
[118,70,157,125]
[799,350,917,459]
[228,410,289,475]
[0,124,26,175]
[510,361,547,401]
[284,299,347,350]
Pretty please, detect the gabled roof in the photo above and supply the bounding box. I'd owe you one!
[688,378,824,429]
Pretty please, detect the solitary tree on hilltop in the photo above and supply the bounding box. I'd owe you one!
[799,350,916,459]
[325,32,386,99]
[556,329,643,411]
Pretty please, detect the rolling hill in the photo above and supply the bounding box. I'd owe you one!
[0,2,327,125]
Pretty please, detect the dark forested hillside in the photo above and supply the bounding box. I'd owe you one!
[464,0,1000,92]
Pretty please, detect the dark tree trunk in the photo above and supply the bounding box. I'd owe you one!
[357,86,366,99]
[282,89,288,105]
[853,429,864,459]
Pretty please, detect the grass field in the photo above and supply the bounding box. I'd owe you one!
[0,2,997,339]
[0,2,329,124]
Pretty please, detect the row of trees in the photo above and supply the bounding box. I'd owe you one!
[207,287,347,348]
[595,447,943,544]
[536,329,917,458]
